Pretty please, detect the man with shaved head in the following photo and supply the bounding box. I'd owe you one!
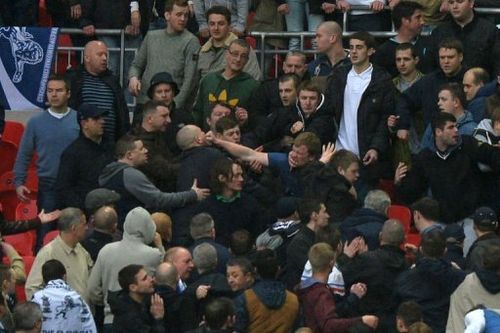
[308,21,350,79]
[164,247,195,292]
[463,67,495,122]
[68,40,130,142]
[155,262,182,332]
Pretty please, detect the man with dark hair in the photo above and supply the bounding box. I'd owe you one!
[396,301,423,333]
[109,264,165,332]
[394,229,466,333]
[447,243,500,332]
[197,6,260,80]
[373,1,431,77]
[420,82,477,150]
[429,0,497,74]
[131,100,179,192]
[67,41,130,142]
[395,112,500,244]
[214,117,241,144]
[193,39,260,129]
[226,258,254,292]
[411,197,443,235]
[195,0,248,39]
[327,31,395,190]
[32,260,96,332]
[396,38,466,141]
[14,74,80,243]
[56,103,114,210]
[26,208,93,302]
[340,219,407,332]
[465,206,500,272]
[285,198,329,290]
[13,302,42,333]
[392,43,424,93]
[98,134,208,225]
[234,249,299,333]
[187,297,236,333]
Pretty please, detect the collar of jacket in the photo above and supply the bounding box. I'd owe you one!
[201,32,238,53]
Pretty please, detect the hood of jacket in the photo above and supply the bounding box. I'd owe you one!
[373,245,407,271]
[475,80,497,99]
[342,208,386,227]
[477,118,494,133]
[458,111,475,128]
[476,269,500,294]
[122,207,156,245]
[98,161,131,185]
[251,280,287,309]
[294,93,326,122]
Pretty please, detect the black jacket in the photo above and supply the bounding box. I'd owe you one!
[81,230,114,262]
[394,257,466,333]
[285,226,315,290]
[396,68,466,130]
[465,233,500,272]
[397,135,500,223]
[339,208,386,250]
[67,66,130,140]
[55,134,115,210]
[108,290,165,333]
[155,284,182,333]
[429,14,498,74]
[80,0,132,29]
[304,167,358,224]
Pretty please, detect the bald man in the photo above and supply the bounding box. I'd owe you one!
[68,40,130,142]
[164,247,195,291]
[155,262,182,332]
[308,21,350,79]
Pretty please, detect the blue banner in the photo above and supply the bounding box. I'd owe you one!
[0,27,59,110]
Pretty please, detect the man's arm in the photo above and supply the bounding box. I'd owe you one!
[211,136,269,166]
[128,32,150,91]
[25,249,49,300]
[234,0,249,34]
[13,120,36,200]
[87,253,104,306]
[192,0,208,31]
[174,37,200,109]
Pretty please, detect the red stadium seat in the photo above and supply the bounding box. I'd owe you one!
[3,231,36,257]
[0,191,19,221]
[387,205,412,234]
[2,121,24,147]
[0,140,18,176]
[406,233,421,247]
[15,200,38,220]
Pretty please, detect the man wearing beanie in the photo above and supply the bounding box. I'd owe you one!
[465,206,500,272]
[87,207,165,331]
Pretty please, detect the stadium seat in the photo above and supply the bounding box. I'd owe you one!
[43,230,59,246]
[2,121,24,147]
[387,205,412,234]
[406,232,421,247]
[0,191,19,221]
[3,231,36,257]
[15,200,38,220]
[0,140,18,176]
[0,171,15,192]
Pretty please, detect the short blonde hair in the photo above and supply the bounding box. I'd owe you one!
[308,243,335,273]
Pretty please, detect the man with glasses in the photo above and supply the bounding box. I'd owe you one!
[193,39,260,131]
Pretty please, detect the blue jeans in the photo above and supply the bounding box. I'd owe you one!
[285,0,324,50]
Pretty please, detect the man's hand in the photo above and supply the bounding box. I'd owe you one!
[277,4,290,14]
[319,142,336,164]
[387,0,400,9]
[290,121,304,135]
[191,179,210,201]
[150,294,164,320]
[440,0,449,13]
[16,185,31,202]
[370,0,384,12]
[397,129,409,140]
[131,11,141,29]
[153,232,163,248]
[394,162,408,185]
[83,25,96,36]
[350,282,367,298]
[199,28,210,39]
[336,0,351,11]
[322,2,336,13]
[196,285,211,299]
[362,315,379,329]
[38,209,61,224]
[343,236,365,258]
[235,107,248,125]
[363,149,378,166]
[188,3,195,16]
[387,115,399,129]
[70,4,82,19]
[128,77,142,96]
[125,24,140,36]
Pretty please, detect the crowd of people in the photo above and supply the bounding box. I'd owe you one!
[1,0,500,332]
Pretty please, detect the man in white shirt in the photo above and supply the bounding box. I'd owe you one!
[326,31,395,196]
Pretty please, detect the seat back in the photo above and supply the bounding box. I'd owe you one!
[3,231,36,257]
[2,121,24,147]
[15,200,38,220]
[0,140,18,176]
[387,205,412,234]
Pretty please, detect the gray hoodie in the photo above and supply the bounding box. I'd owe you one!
[87,207,165,324]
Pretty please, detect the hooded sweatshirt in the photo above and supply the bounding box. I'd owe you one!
[99,161,197,225]
[87,207,164,325]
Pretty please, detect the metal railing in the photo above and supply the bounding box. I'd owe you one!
[55,6,500,82]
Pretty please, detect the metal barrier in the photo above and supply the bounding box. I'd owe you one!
[56,6,500,82]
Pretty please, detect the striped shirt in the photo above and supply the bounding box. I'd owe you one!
[81,71,117,141]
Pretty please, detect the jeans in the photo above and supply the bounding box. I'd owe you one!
[347,12,391,32]
[285,0,324,50]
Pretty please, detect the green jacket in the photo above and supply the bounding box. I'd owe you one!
[193,70,260,128]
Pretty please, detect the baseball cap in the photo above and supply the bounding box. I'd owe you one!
[78,103,108,121]
[472,206,498,227]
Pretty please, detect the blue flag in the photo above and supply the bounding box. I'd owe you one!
[0,27,59,110]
